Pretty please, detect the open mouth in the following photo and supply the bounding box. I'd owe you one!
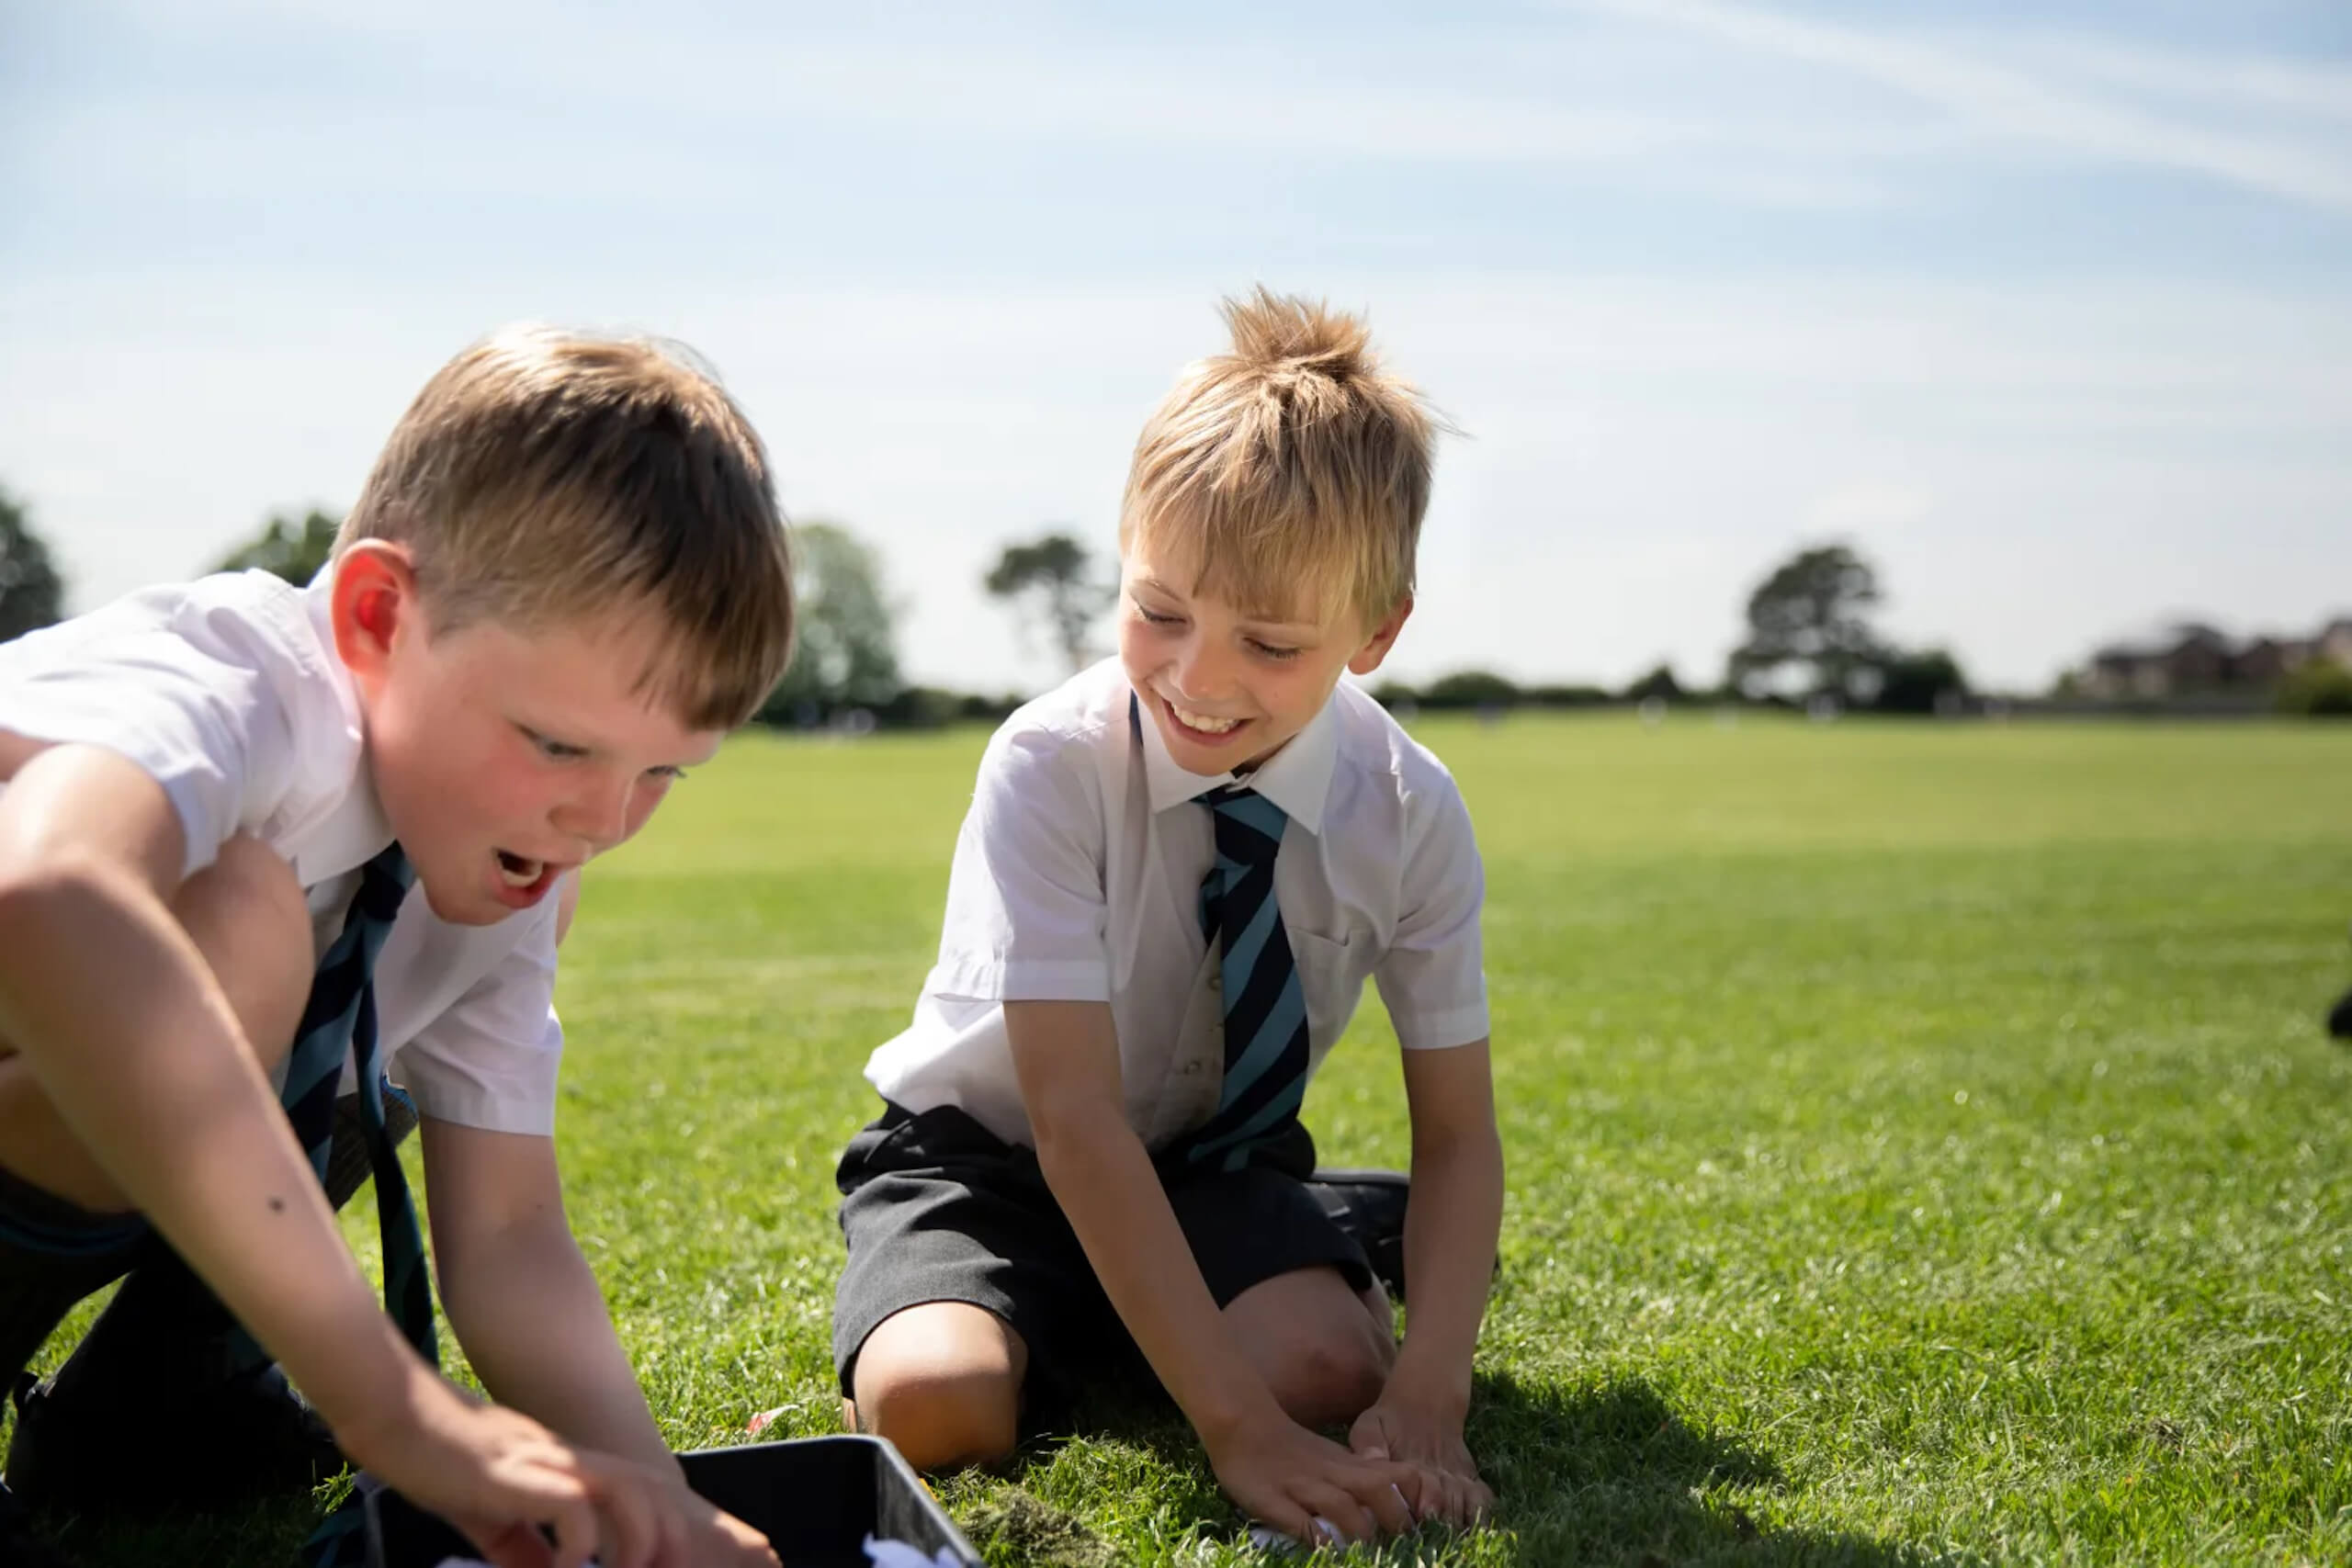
[495,850,546,887]
[492,850,571,904]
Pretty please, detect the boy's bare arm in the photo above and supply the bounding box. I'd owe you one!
[1348,1039,1502,1523]
[1005,999,1422,1545]
[421,1120,674,1471]
[0,743,748,1566]
[0,742,417,1432]
[423,1119,782,1564]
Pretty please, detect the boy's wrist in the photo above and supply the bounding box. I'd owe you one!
[1190,1384,1295,1456]
[1380,1351,1472,1423]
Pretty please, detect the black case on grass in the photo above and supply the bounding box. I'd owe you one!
[358,1436,979,1568]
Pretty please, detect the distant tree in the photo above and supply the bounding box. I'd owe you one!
[219,508,340,585]
[984,532,1114,676]
[2277,659,2352,718]
[1622,662,1684,704]
[1420,671,1521,710]
[1524,682,1611,707]
[1874,649,1970,715]
[760,519,902,721]
[1727,544,1890,702]
[0,486,66,644]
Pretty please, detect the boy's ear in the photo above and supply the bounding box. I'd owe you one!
[329,541,423,692]
[1346,595,1414,678]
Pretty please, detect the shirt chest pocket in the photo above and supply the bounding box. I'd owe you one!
[1288,928,1369,1041]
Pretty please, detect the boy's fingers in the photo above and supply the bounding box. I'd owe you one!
[1294,1482,1371,1544]
[545,1492,601,1568]
[1380,1458,1436,1517]
[458,1517,555,1568]
[1336,1466,1401,1541]
[1344,1471,1416,1536]
[595,1474,662,1568]
[652,1495,696,1568]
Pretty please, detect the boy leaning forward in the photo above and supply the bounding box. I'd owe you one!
[0,329,792,1568]
[834,289,1506,1548]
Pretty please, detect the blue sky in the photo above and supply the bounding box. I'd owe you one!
[4,0,2347,692]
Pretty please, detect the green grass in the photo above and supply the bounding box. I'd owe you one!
[22,715,2352,1565]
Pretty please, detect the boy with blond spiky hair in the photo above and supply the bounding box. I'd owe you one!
[832,289,1503,1548]
[0,328,793,1568]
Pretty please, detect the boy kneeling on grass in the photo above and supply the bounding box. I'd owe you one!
[0,329,792,1568]
[832,289,1505,1548]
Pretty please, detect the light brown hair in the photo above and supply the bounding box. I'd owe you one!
[1120,288,1440,630]
[338,325,795,728]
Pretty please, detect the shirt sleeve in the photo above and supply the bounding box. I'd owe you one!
[391,906,566,1135]
[1374,780,1490,1051]
[922,721,1111,1002]
[0,588,305,880]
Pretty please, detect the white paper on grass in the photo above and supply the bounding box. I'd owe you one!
[861,1533,963,1567]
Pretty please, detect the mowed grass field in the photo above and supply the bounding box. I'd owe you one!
[26,714,2352,1566]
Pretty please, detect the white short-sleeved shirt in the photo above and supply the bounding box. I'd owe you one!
[0,570,565,1134]
[864,659,1489,1148]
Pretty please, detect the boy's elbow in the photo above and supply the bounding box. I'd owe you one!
[1411,1113,1504,1175]
[1026,1087,1128,1173]
[0,851,126,953]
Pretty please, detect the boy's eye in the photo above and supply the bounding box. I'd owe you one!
[1132,598,1183,626]
[522,728,587,761]
[647,765,688,783]
[1249,639,1301,661]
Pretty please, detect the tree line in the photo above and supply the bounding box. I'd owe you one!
[6,488,2346,719]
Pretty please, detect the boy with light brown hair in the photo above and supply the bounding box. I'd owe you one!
[0,328,793,1568]
[832,289,1505,1547]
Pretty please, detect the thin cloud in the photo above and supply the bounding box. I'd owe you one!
[1575,0,2352,211]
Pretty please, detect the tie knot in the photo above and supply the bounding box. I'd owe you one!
[1202,785,1288,864]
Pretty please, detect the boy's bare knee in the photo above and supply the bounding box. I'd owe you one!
[175,835,311,1065]
[850,1306,1024,1472]
[855,1359,1020,1471]
[1263,1318,1395,1430]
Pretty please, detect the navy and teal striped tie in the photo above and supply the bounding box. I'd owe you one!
[1185,786,1310,1172]
[281,842,437,1364]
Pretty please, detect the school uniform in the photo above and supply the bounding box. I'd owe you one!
[0,568,568,1377]
[833,658,1488,1397]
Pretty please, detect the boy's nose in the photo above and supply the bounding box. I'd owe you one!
[556,774,634,854]
[1171,640,1238,701]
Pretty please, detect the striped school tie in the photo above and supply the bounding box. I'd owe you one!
[280,842,437,1363]
[1185,786,1311,1172]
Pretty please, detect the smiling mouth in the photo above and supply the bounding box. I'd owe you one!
[1161,694,1249,738]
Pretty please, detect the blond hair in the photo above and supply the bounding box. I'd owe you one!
[1120,288,1438,630]
[338,325,795,728]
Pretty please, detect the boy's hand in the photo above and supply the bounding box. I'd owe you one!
[675,1483,782,1567]
[341,1375,765,1568]
[1205,1412,1429,1546]
[1349,1399,1494,1528]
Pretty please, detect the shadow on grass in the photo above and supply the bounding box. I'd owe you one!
[21,1378,1951,1567]
[956,1371,1955,1567]
[1466,1372,1947,1565]
[19,1495,315,1568]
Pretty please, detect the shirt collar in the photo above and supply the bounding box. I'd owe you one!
[1134,685,1340,836]
[289,561,396,886]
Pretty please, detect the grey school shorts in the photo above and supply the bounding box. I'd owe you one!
[831,1101,1373,1405]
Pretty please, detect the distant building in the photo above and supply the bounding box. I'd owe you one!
[2074,615,2351,701]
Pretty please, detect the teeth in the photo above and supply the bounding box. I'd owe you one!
[497,854,544,888]
[1169,702,1241,735]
